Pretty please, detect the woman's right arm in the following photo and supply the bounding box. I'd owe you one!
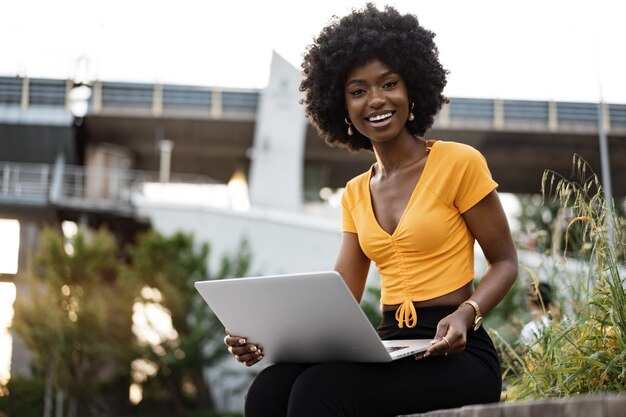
[334,232,371,302]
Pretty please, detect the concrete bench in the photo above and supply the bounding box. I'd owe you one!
[398,393,626,417]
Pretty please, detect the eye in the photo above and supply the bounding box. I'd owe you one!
[349,88,366,96]
[382,80,398,89]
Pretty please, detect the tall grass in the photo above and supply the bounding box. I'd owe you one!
[494,155,625,399]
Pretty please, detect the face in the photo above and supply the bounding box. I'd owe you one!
[344,59,411,144]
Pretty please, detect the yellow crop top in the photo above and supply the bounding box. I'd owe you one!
[341,140,498,328]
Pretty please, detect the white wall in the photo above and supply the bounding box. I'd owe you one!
[136,201,342,277]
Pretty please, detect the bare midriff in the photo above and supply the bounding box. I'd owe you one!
[382,281,474,312]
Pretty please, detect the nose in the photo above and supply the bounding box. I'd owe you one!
[368,88,385,108]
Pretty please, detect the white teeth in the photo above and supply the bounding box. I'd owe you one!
[367,112,392,122]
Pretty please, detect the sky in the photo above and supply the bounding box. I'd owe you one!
[1,0,625,104]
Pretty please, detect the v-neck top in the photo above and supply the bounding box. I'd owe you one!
[341,140,498,328]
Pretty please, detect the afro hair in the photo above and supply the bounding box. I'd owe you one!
[300,3,448,152]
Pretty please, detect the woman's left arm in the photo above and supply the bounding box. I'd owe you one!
[460,190,518,316]
[424,190,518,357]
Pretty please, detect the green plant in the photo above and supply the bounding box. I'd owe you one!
[127,232,253,415]
[360,286,382,328]
[494,155,625,399]
[11,227,255,417]
[0,377,44,417]
[13,227,137,417]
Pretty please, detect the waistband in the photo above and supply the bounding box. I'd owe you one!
[377,306,458,340]
[377,306,501,378]
[390,301,465,330]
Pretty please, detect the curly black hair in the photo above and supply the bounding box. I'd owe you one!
[300,3,448,152]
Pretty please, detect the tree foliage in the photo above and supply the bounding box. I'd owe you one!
[11,227,253,417]
[13,227,136,417]
[127,231,251,415]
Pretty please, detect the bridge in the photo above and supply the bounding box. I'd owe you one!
[1,72,624,208]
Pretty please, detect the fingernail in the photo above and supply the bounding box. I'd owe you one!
[429,340,436,345]
[239,339,246,345]
[423,352,430,358]
[254,351,261,356]
[250,346,257,352]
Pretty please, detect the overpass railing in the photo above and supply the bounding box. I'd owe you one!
[0,161,220,214]
[0,162,51,206]
[1,75,625,131]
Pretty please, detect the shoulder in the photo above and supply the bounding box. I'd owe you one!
[431,140,486,161]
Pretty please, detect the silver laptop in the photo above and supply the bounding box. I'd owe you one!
[194,271,432,363]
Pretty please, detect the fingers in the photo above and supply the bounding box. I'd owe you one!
[415,314,468,360]
[223,329,263,366]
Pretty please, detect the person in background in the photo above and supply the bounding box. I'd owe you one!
[520,281,553,346]
[225,4,518,416]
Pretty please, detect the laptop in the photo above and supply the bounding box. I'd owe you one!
[194,271,432,363]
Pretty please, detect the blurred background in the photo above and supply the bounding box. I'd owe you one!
[0,0,624,416]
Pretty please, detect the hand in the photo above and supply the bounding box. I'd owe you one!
[223,328,264,366]
[415,308,473,360]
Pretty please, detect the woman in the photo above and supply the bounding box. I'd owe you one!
[225,4,518,416]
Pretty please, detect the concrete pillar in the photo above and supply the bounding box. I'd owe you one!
[248,51,307,212]
[21,77,29,110]
[158,140,174,183]
[92,81,102,115]
[494,99,504,130]
[49,154,65,204]
[65,79,73,110]
[211,89,222,119]
[601,101,610,133]
[548,100,558,132]
[152,83,163,117]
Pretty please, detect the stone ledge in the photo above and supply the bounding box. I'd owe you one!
[398,393,626,417]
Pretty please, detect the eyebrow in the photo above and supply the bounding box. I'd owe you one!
[345,70,398,87]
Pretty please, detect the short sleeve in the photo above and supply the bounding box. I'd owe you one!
[340,187,357,233]
[453,146,498,213]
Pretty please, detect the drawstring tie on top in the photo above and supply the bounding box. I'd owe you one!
[395,299,417,328]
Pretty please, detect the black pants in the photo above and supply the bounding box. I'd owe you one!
[245,306,501,417]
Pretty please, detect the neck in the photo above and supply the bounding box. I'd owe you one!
[372,133,427,175]
[530,306,548,319]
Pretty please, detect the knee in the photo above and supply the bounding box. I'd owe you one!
[245,364,307,417]
[288,363,352,415]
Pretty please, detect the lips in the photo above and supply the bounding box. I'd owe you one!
[366,112,394,122]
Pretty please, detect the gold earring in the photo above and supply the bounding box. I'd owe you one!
[408,102,415,122]
[345,117,354,136]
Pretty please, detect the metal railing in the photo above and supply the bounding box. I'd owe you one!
[503,99,549,121]
[101,81,153,107]
[28,78,67,106]
[1,75,625,131]
[0,77,22,105]
[0,161,221,213]
[163,84,213,108]
[0,162,51,204]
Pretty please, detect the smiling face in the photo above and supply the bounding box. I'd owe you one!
[344,59,412,145]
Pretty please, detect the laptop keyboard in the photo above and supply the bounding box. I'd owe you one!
[386,345,409,353]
